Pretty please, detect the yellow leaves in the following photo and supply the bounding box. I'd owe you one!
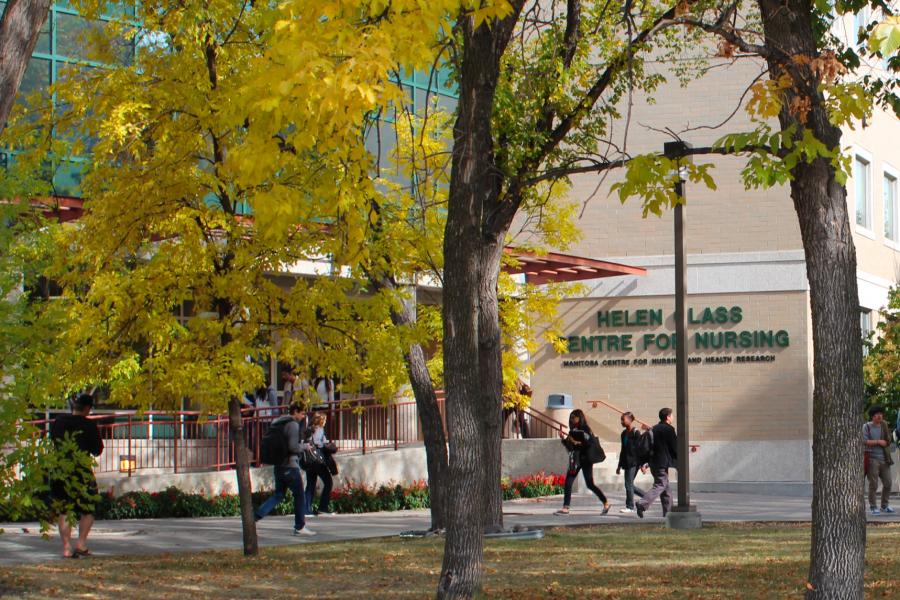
[870,16,900,56]
[469,1,515,30]
[747,73,792,120]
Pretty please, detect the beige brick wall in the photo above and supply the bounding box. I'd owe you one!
[844,108,900,283]
[531,291,811,444]
[567,157,801,258]
[543,57,805,259]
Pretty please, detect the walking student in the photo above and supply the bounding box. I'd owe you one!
[555,409,611,515]
[864,405,895,515]
[616,411,647,514]
[49,393,104,558]
[636,407,678,519]
[304,413,335,516]
[255,403,316,536]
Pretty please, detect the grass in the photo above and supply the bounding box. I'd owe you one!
[1,523,899,599]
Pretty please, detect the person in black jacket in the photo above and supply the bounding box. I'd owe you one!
[636,407,678,519]
[615,412,647,514]
[554,409,611,515]
[49,393,104,558]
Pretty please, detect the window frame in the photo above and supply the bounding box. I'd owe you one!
[860,308,873,356]
[883,163,899,249]
[851,147,876,238]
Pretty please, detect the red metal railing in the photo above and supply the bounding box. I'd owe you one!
[28,393,567,477]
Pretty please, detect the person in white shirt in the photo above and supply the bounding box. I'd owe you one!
[304,413,335,516]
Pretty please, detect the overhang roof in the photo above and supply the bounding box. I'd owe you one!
[503,248,646,284]
[34,197,646,284]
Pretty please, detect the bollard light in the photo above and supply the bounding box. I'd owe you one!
[118,454,136,474]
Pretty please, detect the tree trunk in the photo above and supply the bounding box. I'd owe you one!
[796,156,866,600]
[0,0,52,136]
[228,395,259,556]
[437,7,523,597]
[438,26,501,600]
[756,1,866,597]
[477,240,505,533]
[218,296,258,557]
[391,288,449,531]
[439,225,485,599]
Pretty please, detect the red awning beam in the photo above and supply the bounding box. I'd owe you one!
[503,248,646,284]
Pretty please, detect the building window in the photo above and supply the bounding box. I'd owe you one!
[860,309,873,355]
[855,155,872,229]
[885,172,898,242]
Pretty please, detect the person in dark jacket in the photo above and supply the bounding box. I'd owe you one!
[636,407,678,518]
[554,409,611,515]
[615,412,647,513]
[49,393,104,558]
[254,403,316,536]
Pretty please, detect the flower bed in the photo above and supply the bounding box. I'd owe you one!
[2,472,565,522]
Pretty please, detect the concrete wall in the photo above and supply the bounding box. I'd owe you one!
[97,439,571,496]
[97,440,900,498]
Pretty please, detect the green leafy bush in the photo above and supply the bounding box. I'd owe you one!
[2,473,564,522]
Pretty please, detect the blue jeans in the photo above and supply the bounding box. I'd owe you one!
[255,466,306,530]
[623,466,646,509]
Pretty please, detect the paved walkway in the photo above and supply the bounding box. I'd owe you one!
[1,490,898,566]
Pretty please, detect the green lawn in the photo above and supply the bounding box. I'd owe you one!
[1,523,898,599]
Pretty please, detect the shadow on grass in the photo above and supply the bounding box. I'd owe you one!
[0,523,897,599]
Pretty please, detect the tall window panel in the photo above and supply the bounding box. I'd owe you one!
[1,2,136,198]
[884,172,897,242]
[855,155,871,229]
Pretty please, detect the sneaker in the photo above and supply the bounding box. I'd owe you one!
[316,510,336,516]
[871,508,881,516]
[293,527,316,536]
[636,504,645,519]
[882,507,895,514]
[620,508,635,514]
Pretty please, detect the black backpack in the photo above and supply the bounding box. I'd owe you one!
[260,417,292,465]
[635,428,655,465]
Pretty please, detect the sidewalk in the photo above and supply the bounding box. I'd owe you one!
[1,490,897,566]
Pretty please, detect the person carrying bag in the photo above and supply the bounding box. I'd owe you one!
[554,409,611,516]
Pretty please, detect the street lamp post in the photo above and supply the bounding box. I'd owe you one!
[663,140,702,530]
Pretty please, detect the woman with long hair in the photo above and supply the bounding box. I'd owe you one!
[304,412,334,516]
[555,409,611,515]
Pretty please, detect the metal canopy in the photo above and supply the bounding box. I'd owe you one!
[503,248,646,284]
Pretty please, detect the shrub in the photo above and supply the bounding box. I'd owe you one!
[4,472,565,522]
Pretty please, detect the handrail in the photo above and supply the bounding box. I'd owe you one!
[26,393,596,477]
[586,398,653,428]
[586,397,700,451]
[522,405,569,434]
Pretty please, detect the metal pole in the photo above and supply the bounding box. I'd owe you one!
[665,140,700,528]
[674,196,690,510]
[174,413,180,474]
[361,410,367,455]
[393,403,398,451]
[127,416,133,477]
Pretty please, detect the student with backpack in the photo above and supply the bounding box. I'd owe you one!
[255,403,316,536]
[615,412,647,514]
[554,409,611,515]
[636,407,678,519]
